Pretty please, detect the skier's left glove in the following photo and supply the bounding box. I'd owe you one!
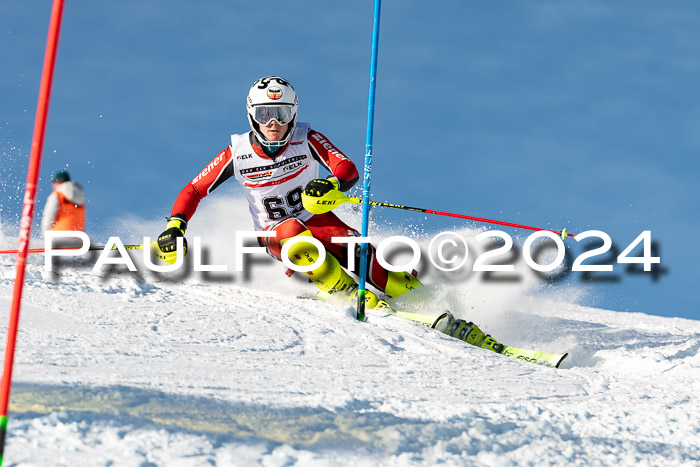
[151,215,188,265]
[302,177,349,214]
[304,177,340,198]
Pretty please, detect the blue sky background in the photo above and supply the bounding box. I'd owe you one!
[1,1,698,320]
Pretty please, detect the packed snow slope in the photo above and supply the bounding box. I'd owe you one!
[0,197,699,466]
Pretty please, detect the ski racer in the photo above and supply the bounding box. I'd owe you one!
[155,76,419,307]
[154,76,504,355]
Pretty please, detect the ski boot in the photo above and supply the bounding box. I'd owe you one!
[285,234,390,310]
[432,312,504,354]
[286,233,356,294]
[479,335,505,354]
[383,269,422,298]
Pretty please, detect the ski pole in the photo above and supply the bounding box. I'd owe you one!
[302,190,575,239]
[0,244,144,255]
[357,0,383,322]
[1,1,65,463]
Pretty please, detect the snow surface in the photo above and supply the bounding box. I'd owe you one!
[1,197,699,466]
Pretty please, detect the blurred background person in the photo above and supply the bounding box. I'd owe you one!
[41,170,85,235]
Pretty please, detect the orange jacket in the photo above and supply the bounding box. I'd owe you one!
[41,181,85,233]
[52,190,85,231]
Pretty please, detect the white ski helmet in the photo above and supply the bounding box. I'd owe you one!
[246,76,298,149]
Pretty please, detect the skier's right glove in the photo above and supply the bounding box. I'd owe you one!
[153,216,188,265]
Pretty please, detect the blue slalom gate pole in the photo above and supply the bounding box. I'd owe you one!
[356,0,382,321]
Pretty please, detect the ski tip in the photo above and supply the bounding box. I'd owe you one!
[555,353,569,369]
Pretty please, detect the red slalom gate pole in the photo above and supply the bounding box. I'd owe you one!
[420,207,574,238]
[0,245,145,255]
[303,193,576,239]
[365,200,576,239]
[0,248,51,255]
[0,0,66,463]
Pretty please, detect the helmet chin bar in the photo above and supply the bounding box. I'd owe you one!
[249,115,297,150]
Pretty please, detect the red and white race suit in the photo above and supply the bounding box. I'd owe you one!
[170,123,401,292]
[170,123,358,230]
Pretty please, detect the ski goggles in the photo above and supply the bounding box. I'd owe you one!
[251,105,294,126]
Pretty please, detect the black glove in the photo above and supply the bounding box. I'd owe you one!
[157,216,188,253]
[304,177,340,198]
